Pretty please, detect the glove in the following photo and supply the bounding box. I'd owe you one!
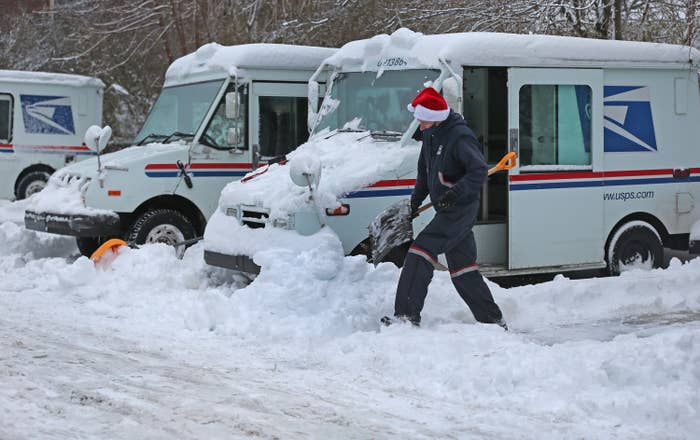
[437,189,458,210]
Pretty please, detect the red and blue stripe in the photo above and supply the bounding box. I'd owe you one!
[509,168,700,190]
[0,143,94,155]
[345,179,416,198]
[144,163,253,178]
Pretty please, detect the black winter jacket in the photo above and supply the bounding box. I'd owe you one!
[410,111,487,247]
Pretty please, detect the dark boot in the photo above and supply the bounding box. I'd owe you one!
[380,314,421,327]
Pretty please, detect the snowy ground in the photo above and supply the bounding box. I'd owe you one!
[1,199,699,439]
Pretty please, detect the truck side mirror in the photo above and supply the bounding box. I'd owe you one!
[84,125,101,152]
[98,126,112,151]
[251,143,260,169]
[227,127,240,146]
[308,80,320,114]
[225,92,241,119]
[442,77,462,111]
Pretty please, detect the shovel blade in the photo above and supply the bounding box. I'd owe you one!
[369,198,414,265]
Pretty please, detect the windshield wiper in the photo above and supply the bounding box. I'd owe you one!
[162,131,195,144]
[370,130,403,140]
[137,133,168,146]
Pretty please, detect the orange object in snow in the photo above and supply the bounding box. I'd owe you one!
[90,238,128,264]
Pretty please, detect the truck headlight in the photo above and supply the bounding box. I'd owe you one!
[272,215,294,230]
[225,207,238,217]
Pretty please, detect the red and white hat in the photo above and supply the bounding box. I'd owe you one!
[407,87,450,122]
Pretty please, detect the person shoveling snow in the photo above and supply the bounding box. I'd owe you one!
[381,87,507,330]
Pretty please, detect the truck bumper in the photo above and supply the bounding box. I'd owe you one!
[24,210,121,237]
[203,250,261,275]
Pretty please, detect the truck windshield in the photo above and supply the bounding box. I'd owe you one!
[314,69,439,134]
[135,79,224,145]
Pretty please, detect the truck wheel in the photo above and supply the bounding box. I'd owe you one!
[16,170,51,199]
[76,237,102,257]
[608,222,663,275]
[127,209,196,247]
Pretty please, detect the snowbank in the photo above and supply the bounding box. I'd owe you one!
[2,200,699,438]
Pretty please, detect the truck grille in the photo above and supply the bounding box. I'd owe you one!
[240,206,269,229]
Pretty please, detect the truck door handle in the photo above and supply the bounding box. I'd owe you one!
[176,160,193,188]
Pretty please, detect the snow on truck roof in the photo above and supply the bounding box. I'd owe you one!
[0,70,104,88]
[165,43,336,86]
[324,28,700,71]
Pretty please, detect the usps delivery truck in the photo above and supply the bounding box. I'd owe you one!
[203,29,700,277]
[0,70,103,200]
[24,43,334,256]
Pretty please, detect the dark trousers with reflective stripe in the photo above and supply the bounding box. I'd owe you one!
[394,229,503,324]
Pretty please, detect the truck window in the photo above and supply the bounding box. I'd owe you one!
[0,94,12,142]
[202,84,248,150]
[519,84,592,166]
[258,96,308,157]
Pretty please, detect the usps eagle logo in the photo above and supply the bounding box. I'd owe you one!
[20,95,75,135]
[603,86,657,152]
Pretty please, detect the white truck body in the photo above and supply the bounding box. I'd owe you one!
[24,44,334,255]
[203,29,700,277]
[0,70,103,200]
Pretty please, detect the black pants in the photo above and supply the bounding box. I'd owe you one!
[394,228,503,324]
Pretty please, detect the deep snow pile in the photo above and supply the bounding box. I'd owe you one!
[1,198,700,438]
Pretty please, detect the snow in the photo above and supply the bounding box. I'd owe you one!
[165,43,335,86]
[24,172,116,218]
[109,83,130,96]
[691,220,700,240]
[216,131,417,220]
[323,28,700,73]
[0,69,104,88]
[1,200,700,438]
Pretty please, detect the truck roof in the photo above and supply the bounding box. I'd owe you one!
[0,70,104,88]
[325,28,700,71]
[165,43,336,86]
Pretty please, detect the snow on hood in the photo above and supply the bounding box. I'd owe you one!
[165,43,335,86]
[324,28,700,72]
[26,142,187,216]
[217,130,419,219]
[0,70,104,88]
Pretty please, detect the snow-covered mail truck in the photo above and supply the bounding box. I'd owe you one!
[0,70,103,200]
[24,43,334,256]
[203,29,700,277]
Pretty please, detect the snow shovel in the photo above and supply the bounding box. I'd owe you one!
[89,236,203,266]
[369,151,516,266]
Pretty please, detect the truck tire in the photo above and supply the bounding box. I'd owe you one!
[16,170,52,199]
[76,237,102,257]
[127,208,196,247]
[608,222,663,275]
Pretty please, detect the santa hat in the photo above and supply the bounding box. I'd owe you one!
[407,87,450,122]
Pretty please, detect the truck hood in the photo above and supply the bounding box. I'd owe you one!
[26,143,189,216]
[218,131,419,219]
[55,143,190,180]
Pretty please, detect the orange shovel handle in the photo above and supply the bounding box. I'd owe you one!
[488,151,517,176]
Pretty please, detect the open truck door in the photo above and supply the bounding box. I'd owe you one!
[507,68,606,270]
